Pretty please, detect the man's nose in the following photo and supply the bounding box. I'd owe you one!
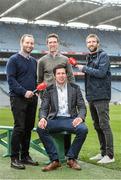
[89,42,93,45]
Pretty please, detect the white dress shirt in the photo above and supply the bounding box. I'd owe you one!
[56,83,70,117]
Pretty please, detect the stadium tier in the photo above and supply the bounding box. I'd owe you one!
[0,22,121,103]
[0,22,121,56]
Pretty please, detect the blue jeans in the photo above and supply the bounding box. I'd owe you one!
[37,117,88,162]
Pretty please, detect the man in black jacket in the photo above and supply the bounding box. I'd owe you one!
[76,34,114,164]
[37,64,88,171]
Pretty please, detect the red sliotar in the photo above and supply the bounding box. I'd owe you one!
[37,82,47,91]
[68,57,77,66]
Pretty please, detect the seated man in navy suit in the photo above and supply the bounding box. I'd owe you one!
[37,64,88,171]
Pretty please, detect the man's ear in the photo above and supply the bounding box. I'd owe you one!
[97,42,100,48]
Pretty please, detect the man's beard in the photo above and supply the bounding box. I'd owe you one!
[89,46,98,53]
[24,48,33,54]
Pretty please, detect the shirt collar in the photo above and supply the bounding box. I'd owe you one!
[48,51,60,58]
[19,51,30,59]
[56,82,67,90]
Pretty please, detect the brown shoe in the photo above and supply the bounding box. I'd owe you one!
[42,161,61,172]
[67,159,81,170]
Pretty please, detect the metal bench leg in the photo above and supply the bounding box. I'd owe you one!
[3,130,12,157]
[52,134,66,162]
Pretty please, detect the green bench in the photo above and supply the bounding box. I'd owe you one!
[0,126,13,157]
[0,126,69,162]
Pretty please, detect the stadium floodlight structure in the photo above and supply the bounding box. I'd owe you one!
[68,3,108,23]
[35,0,72,21]
[0,0,29,18]
[0,0,121,29]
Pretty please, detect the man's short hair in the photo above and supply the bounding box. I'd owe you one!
[86,34,100,44]
[46,33,59,43]
[53,64,67,76]
[20,34,34,43]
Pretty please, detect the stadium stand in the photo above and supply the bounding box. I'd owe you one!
[0,22,121,104]
[1,22,121,55]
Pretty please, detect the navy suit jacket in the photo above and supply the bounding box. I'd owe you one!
[39,83,87,121]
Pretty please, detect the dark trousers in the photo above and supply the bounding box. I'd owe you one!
[10,96,37,159]
[89,100,114,158]
[37,117,88,162]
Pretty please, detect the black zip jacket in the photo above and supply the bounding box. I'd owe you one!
[82,49,111,102]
